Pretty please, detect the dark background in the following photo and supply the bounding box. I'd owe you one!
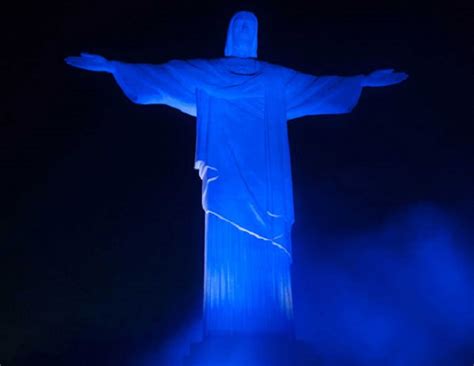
[2,0,473,365]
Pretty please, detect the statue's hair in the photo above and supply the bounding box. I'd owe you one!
[224,11,258,58]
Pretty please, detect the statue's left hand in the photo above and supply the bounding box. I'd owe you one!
[362,69,408,87]
[64,53,114,73]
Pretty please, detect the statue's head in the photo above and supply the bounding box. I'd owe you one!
[224,11,258,58]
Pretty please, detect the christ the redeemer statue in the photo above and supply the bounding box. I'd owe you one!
[66,11,407,337]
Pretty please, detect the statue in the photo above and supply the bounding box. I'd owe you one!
[65,11,407,338]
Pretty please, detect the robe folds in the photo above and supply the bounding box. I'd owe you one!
[112,58,363,334]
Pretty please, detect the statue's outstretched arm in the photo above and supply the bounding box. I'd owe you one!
[65,52,205,116]
[65,53,115,73]
[362,69,408,87]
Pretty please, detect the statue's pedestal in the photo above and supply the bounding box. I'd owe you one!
[183,335,321,366]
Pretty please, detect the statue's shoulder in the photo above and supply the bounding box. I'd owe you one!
[258,60,293,75]
[206,58,289,70]
[166,58,222,69]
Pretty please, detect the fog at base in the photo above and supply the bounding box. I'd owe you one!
[293,203,474,365]
[144,203,474,366]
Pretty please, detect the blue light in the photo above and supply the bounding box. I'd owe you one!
[65,10,410,364]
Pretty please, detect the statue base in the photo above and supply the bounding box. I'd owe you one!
[182,334,321,366]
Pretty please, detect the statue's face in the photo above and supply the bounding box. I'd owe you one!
[232,16,256,48]
[225,11,258,58]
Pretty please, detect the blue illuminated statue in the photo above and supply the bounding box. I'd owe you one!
[66,11,407,337]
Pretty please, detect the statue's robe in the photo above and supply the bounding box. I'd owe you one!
[112,58,363,335]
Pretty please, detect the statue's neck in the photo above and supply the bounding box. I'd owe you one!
[224,57,260,75]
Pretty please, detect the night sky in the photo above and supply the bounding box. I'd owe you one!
[2,0,473,365]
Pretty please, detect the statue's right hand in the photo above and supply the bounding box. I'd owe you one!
[64,53,114,73]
